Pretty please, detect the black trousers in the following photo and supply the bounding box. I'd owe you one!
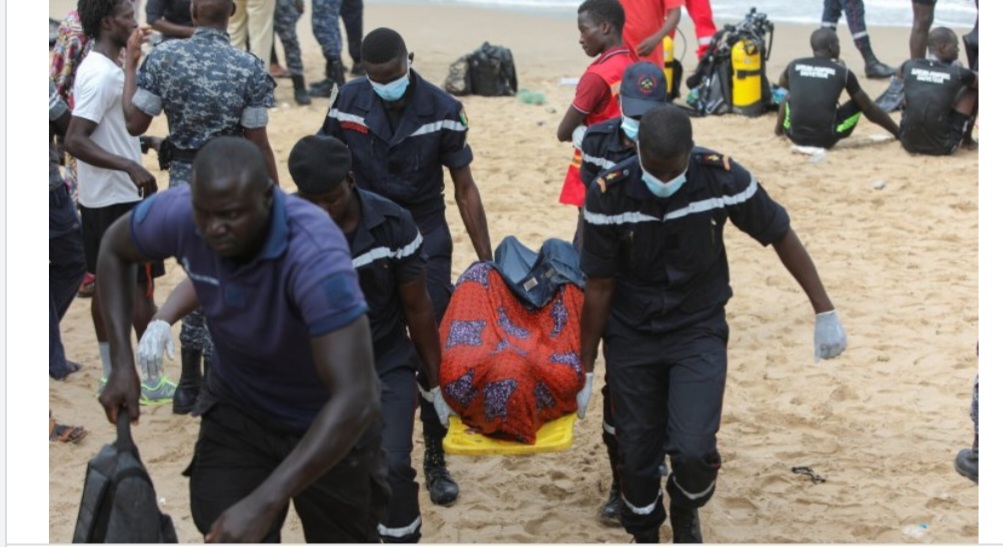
[378,366,422,542]
[186,402,390,542]
[604,312,728,538]
[416,221,453,443]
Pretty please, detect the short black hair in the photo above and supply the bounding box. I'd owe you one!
[637,105,694,160]
[192,137,270,191]
[928,27,957,51]
[361,27,408,64]
[810,27,838,52]
[578,0,625,33]
[78,0,122,40]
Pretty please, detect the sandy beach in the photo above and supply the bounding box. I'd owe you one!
[45,0,979,542]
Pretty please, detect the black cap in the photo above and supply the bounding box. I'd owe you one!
[619,61,668,118]
[288,135,352,194]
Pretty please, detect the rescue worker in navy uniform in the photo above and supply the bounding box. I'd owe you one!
[578,60,668,526]
[288,135,453,543]
[319,27,493,507]
[579,105,848,543]
[775,28,899,149]
[899,27,978,156]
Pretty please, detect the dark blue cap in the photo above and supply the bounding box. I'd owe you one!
[620,61,667,118]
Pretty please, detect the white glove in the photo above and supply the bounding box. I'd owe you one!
[420,385,455,428]
[136,319,174,381]
[576,372,594,420]
[572,125,588,150]
[814,310,847,362]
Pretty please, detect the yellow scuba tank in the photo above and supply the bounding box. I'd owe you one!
[663,34,675,96]
[730,38,763,116]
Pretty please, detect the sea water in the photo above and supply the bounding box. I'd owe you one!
[368,0,978,29]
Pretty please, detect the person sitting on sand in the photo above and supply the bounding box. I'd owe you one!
[899,27,978,155]
[775,28,899,149]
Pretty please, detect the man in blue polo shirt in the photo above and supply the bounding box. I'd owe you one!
[319,26,492,506]
[288,134,453,543]
[579,106,847,543]
[96,137,389,542]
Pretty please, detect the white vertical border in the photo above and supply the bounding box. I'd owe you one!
[5,1,50,544]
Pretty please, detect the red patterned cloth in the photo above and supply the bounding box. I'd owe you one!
[439,263,585,444]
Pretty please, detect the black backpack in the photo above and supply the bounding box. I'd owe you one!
[73,412,178,543]
[445,42,518,97]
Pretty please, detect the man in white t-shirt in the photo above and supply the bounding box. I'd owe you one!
[65,0,172,404]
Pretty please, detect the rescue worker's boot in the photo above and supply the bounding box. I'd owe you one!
[632,530,660,543]
[173,348,203,415]
[424,431,459,506]
[292,74,312,106]
[599,432,623,525]
[669,503,704,543]
[309,57,346,98]
[862,46,894,79]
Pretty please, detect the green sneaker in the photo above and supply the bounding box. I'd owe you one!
[140,377,178,406]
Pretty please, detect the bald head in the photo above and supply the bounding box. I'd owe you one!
[192,137,270,193]
[811,28,839,58]
[928,27,957,53]
[191,0,234,28]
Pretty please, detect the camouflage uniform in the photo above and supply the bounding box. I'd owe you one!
[133,26,275,356]
[312,0,344,61]
[274,0,304,76]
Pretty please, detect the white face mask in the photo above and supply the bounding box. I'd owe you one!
[620,116,640,141]
[369,60,411,101]
[638,146,687,198]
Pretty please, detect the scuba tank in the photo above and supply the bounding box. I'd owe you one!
[730,38,763,116]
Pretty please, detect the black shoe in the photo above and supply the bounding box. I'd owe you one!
[633,530,660,543]
[598,485,623,526]
[670,504,703,543]
[955,448,978,484]
[426,465,460,506]
[173,349,203,415]
[291,75,312,106]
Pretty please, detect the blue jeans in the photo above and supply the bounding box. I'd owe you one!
[50,184,86,379]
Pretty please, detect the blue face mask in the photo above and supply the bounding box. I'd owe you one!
[620,116,640,141]
[370,62,411,102]
[638,149,687,198]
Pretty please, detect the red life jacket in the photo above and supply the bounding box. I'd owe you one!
[559,47,637,207]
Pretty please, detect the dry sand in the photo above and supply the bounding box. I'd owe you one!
[47,0,978,542]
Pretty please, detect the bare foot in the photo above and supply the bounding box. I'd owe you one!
[270,63,290,78]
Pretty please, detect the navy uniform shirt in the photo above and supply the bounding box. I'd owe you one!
[580,117,637,191]
[581,148,791,334]
[298,188,427,375]
[131,186,368,433]
[133,27,275,186]
[320,70,473,229]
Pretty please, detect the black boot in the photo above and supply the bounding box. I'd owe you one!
[173,348,203,415]
[292,74,312,106]
[424,431,459,506]
[599,431,623,525]
[309,58,346,98]
[862,46,895,79]
[669,503,704,543]
[633,529,660,543]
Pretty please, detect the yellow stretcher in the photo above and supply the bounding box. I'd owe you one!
[443,413,577,455]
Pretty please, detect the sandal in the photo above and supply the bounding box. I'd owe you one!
[49,417,87,444]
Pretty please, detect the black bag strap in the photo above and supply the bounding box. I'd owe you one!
[114,409,136,453]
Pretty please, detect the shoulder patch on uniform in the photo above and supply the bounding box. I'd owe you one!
[697,153,731,171]
[598,168,627,193]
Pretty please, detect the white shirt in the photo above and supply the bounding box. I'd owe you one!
[72,52,143,208]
